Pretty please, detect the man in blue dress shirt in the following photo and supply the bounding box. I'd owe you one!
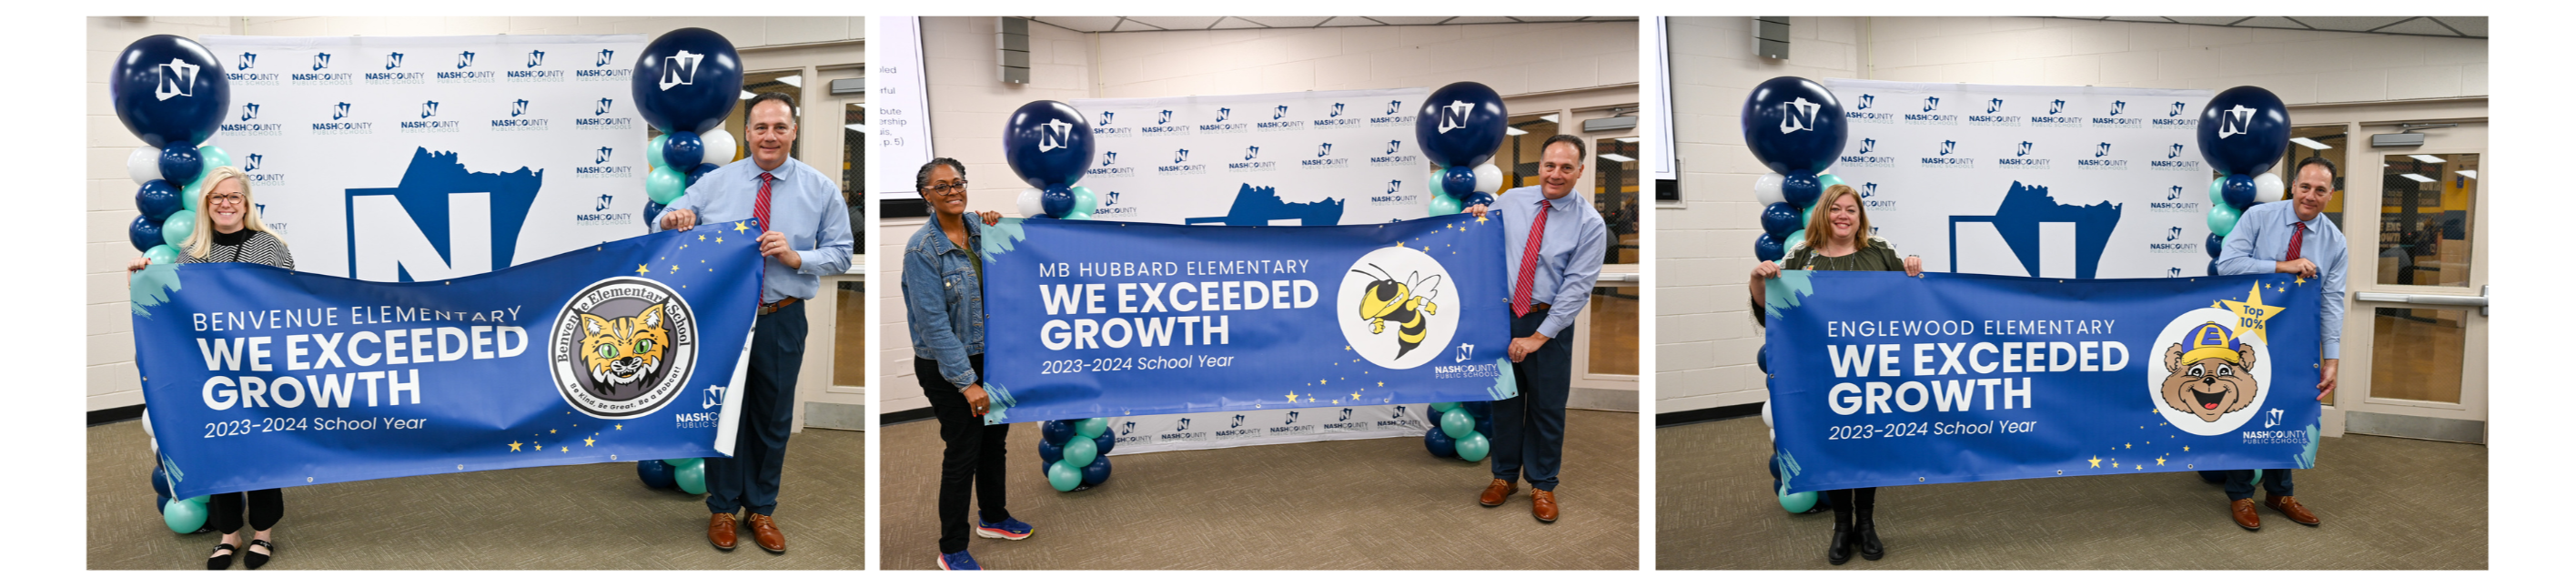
[1464,135,1608,523]
[2211,156,2346,531]
[656,91,854,553]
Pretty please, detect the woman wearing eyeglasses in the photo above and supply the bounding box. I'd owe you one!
[125,167,295,570]
[901,158,1030,570]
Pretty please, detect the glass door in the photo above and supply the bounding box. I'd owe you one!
[2336,119,2488,443]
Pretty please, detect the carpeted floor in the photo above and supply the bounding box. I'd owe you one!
[880,410,1640,570]
[1657,415,2487,570]
[87,421,865,570]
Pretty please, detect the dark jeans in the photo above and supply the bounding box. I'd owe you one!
[706,302,804,516]
[2224,468,2295,502]
[208,489,282,534]
[1491,309,1574,492]
[918,354,1010,555]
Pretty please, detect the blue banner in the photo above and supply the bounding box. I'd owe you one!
[1764,271,2323,494]
[129,220,765,498]
[978,215,1519,424]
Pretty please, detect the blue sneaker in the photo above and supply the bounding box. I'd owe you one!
[975,516,1034,540]
[937,550,982,570]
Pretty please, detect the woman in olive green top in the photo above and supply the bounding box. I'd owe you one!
[1749,183,1921,565]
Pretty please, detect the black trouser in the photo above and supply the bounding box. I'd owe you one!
[209,489,282,534]
[918,354,1010,555]
[706,302,804,516]
[1827,487,1877,523]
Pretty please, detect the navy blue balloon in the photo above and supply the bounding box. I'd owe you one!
[1757,343,1770,374]
[1415,82,1510,168]
[1741,76,1847,175]
[2207,260,2221,276]
[1760,202,1803,238]
[1462,400,1491,420]
[157,145,203,186]
[1091,430,1116,454]
[662,131,705,169]
[1003,100,1096,188]
[136,180,184,220]
[1424,428,1458,458]
[1440,167,1478,198]
[1781,172,1823,209]
[1754,232,1786,262]
[1039,184,1076,218]
[2197,86,2291,177]
[2205,233,2226,259]
[151,465,172,502]
[128,214,166,251]
[1462,191,1495,207]
[1041,420,1077,444]
[636,460,676,489]
[1475,415,1494,441]
[630,28,744,134]
[642,202,667,227]
[1037,438,1064,463]
[109,35,230,148]
[1081,455,1113,486]
[684,162,719,188]
[2220,174,2258,210]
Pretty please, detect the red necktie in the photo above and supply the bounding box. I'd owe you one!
[753,172,775,233]
[1510,203,1551,318]
[2284,221,2304,262]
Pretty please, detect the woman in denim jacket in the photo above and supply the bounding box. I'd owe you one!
[902,158,1029,570]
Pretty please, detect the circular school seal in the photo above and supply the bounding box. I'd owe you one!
[547,276,700,419]
[1337,245,1462,370]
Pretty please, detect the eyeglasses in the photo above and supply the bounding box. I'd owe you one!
[926,180,969,194]
[207,193,247,204]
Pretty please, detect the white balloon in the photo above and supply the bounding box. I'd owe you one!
[139,407,153,439]
[1761,400,1773,429]
[1016,188,1046,218]
[127,146,162,186]
[2253,172,2287,203]
[697,128,738,166]
[1473,162,1503,195]
[1753,173,1787,207]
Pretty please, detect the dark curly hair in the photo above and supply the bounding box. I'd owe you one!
[914,157,966,193]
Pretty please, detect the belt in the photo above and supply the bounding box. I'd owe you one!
[759,297,802,315]
[1530,303,1551,312]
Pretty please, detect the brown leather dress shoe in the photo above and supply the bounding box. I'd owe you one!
[2229,498,2261,531]
[1479,479,1517,507]
[745,513,786,553]
[1530,490,1559,523]
[708,512,740,551]
[2265,495,2319,526]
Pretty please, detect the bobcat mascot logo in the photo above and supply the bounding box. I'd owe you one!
[580,303,670,387]
[2160,322,2259,422]
[549,277,699,419]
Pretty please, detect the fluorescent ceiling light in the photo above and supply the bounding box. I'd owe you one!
[2288,137,2332,150]
[2409,154,2446,163]
[1599,154,1636,162]
[1504,127,1529,136]
[2400,173,2437,184]
[740,90,757,100]
[1616,137,1642,143]
[1539,114,1560,123]
[777,75,803,87]
[2457,169,2477,179]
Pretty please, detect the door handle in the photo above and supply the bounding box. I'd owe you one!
[2355,285,2488,316]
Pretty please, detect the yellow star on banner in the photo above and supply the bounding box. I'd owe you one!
[670,265,679,273]
[508,441,522,451]
[2295,276,2308,286]
[715,236,723,244]
[2137,464,2143,470]
[698,234,706,241]
[1352,392,1363,400]
[561,446,569,452]
[2125,442,2132,449]
[636,264,651,275]
[615,424,622,431]
[2157,457,2167,465]
[550,429,557,434]
[2184,446,2190,451]
[733,221,750,233]
[534,444,542,451]
[1286,392,1299,402]
[2088,456,2102,468]
[584,437,596,447]
[1475,214,1489,224]
[2217,283,2286,344]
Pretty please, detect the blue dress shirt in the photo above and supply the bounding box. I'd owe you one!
[2215,200,2348,360]
[654,157,854,304]
[1495,185,1609,339]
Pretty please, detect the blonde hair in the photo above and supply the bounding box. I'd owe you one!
[181,167,287,259]
[1801,183,1872,252]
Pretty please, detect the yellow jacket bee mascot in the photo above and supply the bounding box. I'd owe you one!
[1350,264,1441,359]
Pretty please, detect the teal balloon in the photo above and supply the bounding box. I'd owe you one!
[1069,187,1099,217]
[146,244,180,265]
[2209,177,2229,207]
[648,166,687,205]
[1440,409,1475,439]
[1784,228,1807,250]
[647,134,671,169]
[1780,490,1818,512]
[1428,168,1450,198]
[162,498,208,533]
[1428,196,1463,217]
[1062,210,1093,220]
[1076,417,1108,439]
[674,460,708,494]
[179,177,205,210]
[662,457,702,469]
[1046,461,1084,492]
[160,213,197,248]
[2249,469,2263,486]
[197,145,231,176]
[188,493,209,505]
[1816,173,1844,188]
[1453,432,1491,461]
[1061,433,1099,468]
[2207,204,2242,237]
[1430,401,1460,413]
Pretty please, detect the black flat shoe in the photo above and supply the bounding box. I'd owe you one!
[206,542,237,570]
[1826,524,1854,565]
[243,539,276,570]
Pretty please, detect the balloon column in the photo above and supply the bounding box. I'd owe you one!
[1414,82,1509,216]
[631,28,746,224]
[1741,76,1853,261]
[111,35,231,271]
[1000,101,1102,220]
[1037,418,1116,492]
[636,457,710,494]
[1422,401,1496,462]
[2195,86,2293,274]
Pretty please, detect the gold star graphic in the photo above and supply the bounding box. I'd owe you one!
[1286,392,1299,402]
[550,429,557,434]
[2136,464,2143,470]
[636,264,651,275]
[2157,456,2167,466]
[584,437,596,447]
[508,441,522,451]
[2184,446,2190,451]
[2088,456,2102,468]
[615,424,623,431]
[670,265,679,273]
[534,444,542,451]
[2217,283,2286,343]
[698,234,706,241]
[2126,442,2132,449]
[733,221,750,233]
[715,236,723,244]
[1475,214,1489,224]
[1352,392,1363,400]
[561,446,569,452]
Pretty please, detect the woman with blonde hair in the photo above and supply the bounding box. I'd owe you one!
[125,166,294,569]
[1748,181,1920,565]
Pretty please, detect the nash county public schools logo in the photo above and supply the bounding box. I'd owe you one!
[548,276,702,419]
[2217,104,2257,138]
[1922,96,1941,112]
[2149,285,2279,435]
[1438,100,1473,133]
[1035,118,1073,152]
[1778,96,1819,134]
[1854,94,1874,109]
[659,51,703,91]
[1339,247,1460,370]
[384,52,405,70]
[596,97,615,115]
[155,58,200,101]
